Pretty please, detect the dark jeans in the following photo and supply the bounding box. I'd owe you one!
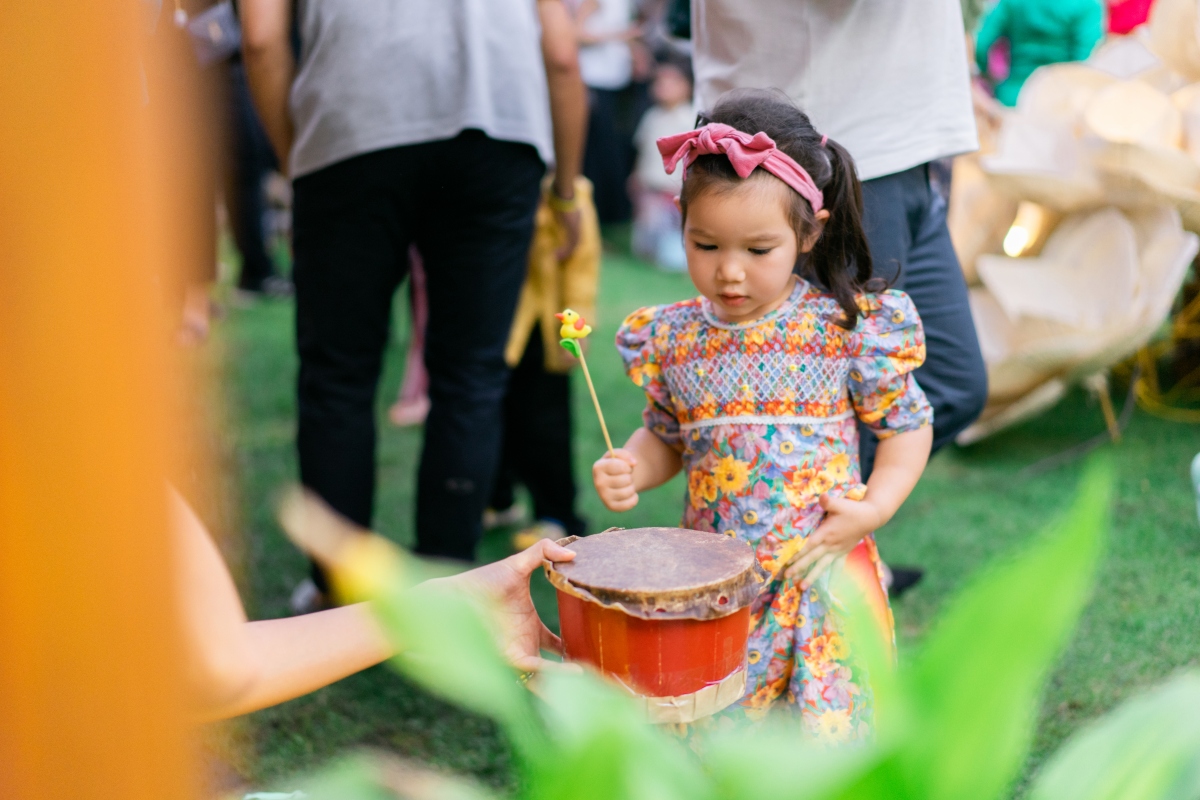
[583,87,633,224]
[490,328,587,537]
[224,62,278,291]
[858,163,988,476]
[293,130,544,577]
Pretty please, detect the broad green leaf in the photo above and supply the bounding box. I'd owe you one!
[530,669,712,800]
[300,754,500,800]
[369,580,541,749]
[701,718,881,800]
[898,460,1112,800]
[560,339,581,358]
[1027,671,1200,800]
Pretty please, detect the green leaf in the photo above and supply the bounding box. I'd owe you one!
[1027,671,1200,800]
[560,339,581,358]
[300,753,501,800]
[529,669,712,800]
[369,580,542,751]
[897,460,1113,800]
[701,718,881,800]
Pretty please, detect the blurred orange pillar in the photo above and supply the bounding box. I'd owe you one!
[0,3,191,800]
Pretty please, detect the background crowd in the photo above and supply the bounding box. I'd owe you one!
[119,0,1200,793]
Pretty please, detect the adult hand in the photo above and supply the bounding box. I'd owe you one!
[439,538,576,672]
[592,448,639,511]
[552,202,582,263]
[785,493,884,589]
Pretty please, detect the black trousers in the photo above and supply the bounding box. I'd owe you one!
[582,87,633,224]
[293,131,544,572]
[224,62,278,291]
[858,163,988,476]
[489,328,587,537]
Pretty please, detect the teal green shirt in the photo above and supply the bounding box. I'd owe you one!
[975,0,1105,106]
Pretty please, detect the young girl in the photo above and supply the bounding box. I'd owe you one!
[592,89,934,741]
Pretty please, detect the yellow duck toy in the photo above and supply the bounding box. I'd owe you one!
[555,308,592,340]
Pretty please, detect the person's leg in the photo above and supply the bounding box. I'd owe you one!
[583,88,631,224]
[412,132,543,560]
[858,165,987,598]
[293,148,413,586]
[507,328,587,537]
[388,247,431,427]
[487,382,521,525]
[896,174,989,455]
[858,164,987,474]
[227,62,278,293]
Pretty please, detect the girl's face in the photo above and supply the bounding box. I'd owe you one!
[682,177,826,324]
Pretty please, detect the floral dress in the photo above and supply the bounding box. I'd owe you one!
[616,278,932,742]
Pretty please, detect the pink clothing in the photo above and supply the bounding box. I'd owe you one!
[657,123,825,213]
[1109,0,1154,34]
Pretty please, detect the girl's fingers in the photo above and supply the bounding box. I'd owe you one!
[800,553,838,590]
[789,544,826,579]
[794,531,825,559]
[611,448,639,467]
[611,493,639,511]
[603,482,636,498]
[539,623,563,655]
[594,460,632,477]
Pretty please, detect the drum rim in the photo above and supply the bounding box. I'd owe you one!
[543,527,769,621]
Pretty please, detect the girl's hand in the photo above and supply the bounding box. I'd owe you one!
[592,448,639,511]
[785,493,885,589]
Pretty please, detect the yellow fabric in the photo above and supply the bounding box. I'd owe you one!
[505,176,602,373]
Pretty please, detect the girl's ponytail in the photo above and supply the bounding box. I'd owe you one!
[807,137,876,330]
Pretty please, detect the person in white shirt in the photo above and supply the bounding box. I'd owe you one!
[241,0,588,609]
[690,0,988,594]
[630,58,694,270]
[574,0,639,222]
[691,0,987,465]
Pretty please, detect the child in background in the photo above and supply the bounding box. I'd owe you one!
[593,90,933,740]
[630,57,695,271]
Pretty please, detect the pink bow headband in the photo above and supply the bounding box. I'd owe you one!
[656,123,825,213]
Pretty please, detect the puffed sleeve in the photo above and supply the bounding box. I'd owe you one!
[848,291,933,438]
[615,305,683,450]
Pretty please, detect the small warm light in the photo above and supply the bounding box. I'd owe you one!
[1003,225,1031,257]
[1002,201,1051,259]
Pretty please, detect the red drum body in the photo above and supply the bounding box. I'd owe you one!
[557,592,750,697]
[545,528,767,724]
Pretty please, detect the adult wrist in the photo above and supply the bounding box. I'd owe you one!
[546,182,579,213]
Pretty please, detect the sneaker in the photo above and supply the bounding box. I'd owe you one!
[482,503,525,530]
[887,566,925,598]
[512,519,567,551]
[261,275,294,298]
[289,578,330,615]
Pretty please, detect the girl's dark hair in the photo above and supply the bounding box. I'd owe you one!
[682,88,880,329]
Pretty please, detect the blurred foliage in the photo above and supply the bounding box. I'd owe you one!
[282,459,1200,800]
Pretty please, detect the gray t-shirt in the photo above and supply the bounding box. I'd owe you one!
[693,0,978,181]
[289,0,554,178]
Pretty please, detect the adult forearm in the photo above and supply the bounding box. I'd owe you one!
[242,42,295,172]
[201,603,392,721]
[540,0,587,198]
[627,427,683,492]
[864,425,932,526]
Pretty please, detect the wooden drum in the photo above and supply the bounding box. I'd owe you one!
[544,527,768,724]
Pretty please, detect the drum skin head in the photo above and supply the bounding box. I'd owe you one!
[545,527,768,620]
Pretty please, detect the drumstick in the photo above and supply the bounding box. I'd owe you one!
[556,309,615,457]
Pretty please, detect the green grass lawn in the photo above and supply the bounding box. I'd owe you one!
[206,252,1200,795]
